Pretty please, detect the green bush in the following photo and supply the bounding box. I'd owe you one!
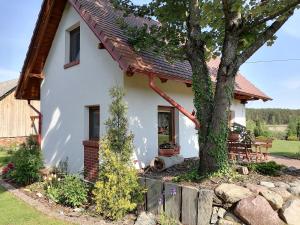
[46,174,87,208]
[93,139,143,220]
[248,161,284,176]
[172,168,202,182]
[287,135,299,141]
[10,136,43,185]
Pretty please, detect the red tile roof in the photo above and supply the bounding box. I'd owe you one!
[16,0,271,102]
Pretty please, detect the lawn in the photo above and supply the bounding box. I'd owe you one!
[0,185,71,225]
[269,140,300,159]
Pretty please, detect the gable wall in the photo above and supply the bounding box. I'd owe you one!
[41,3,123,173]
[0,90,39,139]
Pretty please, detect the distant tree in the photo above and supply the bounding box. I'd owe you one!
[254,120,263,137]
[112,0,300,174]
[296,121,300,140]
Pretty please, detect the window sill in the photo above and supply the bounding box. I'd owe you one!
[64,60,80,69]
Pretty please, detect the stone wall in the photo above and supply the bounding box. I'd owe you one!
[141,178,300,225]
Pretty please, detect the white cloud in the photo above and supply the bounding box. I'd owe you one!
[0,68,19,82]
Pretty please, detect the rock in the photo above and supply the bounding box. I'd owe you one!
[274,182,290,189]
[218,208,227,218]
[213,193,224,206]
[224,212,243,224]
[198,189,214,225]
[215,183,254,204]
[234,195,285,225]
[270,187,292,200]
[286,166,298,172]
[36,192,43,198]
[259,181,275,188]
[288,186,300,196]
[245,183,268,195]
[218,219,242,225]
[259,190,284,210]
[135,212,156,225]
[289,180,300,188]
[236,166,249,175]
[73,208,84,213]
[280,198,300,225]
[211,207,219,224]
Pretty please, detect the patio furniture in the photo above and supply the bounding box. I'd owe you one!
[254,138,273,160]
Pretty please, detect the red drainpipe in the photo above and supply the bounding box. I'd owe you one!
[28,100,42,145]
[148,75,200,129]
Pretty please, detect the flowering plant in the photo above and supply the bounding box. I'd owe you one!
[1,162,14,179]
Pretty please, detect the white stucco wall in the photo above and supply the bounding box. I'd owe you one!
[41,4,123,173]
[231,99,246,126]
[125,76,247,167]
[41,3,247,172]
[124,75,198,168]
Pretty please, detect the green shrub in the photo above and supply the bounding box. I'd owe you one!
[248,161,284,176]
[45,174,87,208]
[10,136,43,185]
[93,139,143,220]
[287,135,299,141]
[172,168,202,182]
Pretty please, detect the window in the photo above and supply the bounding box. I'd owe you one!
[69,27,80,62]
[158,106,175,147]
[89,106,100,140]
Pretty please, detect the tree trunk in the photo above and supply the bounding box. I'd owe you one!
[188,34,240,175]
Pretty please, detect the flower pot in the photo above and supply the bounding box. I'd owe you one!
[158,146,180,157]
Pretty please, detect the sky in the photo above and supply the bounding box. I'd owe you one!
[0,1,299,109]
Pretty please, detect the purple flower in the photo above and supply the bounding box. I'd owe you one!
[170,187,177,196]
[158,196,163,205]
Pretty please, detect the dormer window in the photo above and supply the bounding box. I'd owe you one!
[69,27,80,62]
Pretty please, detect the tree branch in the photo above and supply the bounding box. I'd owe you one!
[250,0,300,27]
[238,12,294,66]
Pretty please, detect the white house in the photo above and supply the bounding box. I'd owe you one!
[16,0,271,181]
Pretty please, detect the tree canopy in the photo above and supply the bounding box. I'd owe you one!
[111,0,300,174]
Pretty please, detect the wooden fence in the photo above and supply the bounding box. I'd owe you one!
[139,177,214,225]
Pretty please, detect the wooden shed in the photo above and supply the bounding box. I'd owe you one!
[0,79,40,146]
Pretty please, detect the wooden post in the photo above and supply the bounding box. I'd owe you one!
[182,186,198,225]
[197,189,214,225]
[164,182,181,221]
[145,178,163,214]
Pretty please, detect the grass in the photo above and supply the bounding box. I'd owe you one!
[269,140,300,159]
[0,185,71,225]
[0,150,12,168]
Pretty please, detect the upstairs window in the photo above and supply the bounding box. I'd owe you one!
[69,27,80,62]
[89,106,100,140]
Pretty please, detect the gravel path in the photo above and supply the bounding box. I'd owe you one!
[269,155,300,169]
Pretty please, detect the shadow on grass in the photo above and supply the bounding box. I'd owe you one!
[271,152,300,160]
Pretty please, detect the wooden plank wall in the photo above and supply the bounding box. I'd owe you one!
[0,91,40,138]
[143,177,214,225]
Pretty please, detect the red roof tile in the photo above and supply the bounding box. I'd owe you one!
[16,0,271,101]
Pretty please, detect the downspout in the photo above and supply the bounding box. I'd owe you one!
[28,100,42,145]
[148,75,200,129]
